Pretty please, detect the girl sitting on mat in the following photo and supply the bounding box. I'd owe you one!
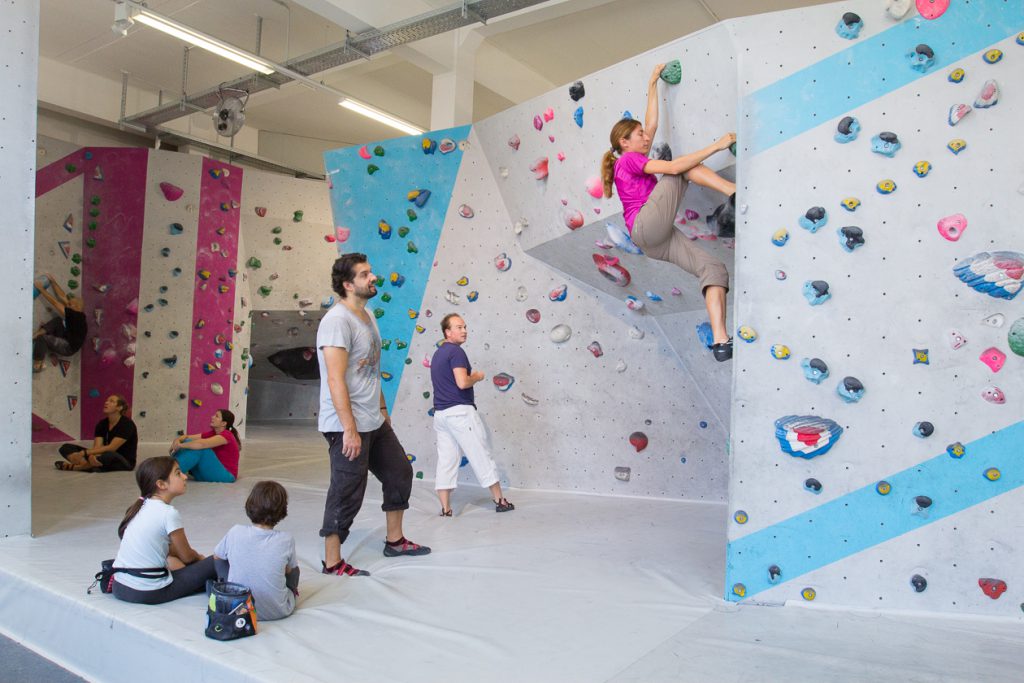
[168,409,241,483]
[601,63,737,361]
[111,456,216,605]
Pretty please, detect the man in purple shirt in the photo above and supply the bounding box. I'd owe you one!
[430,314,514,516]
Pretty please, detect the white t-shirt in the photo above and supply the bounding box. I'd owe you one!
[214,524,298,621]
[317,304,384,433]
[113,498,181,590]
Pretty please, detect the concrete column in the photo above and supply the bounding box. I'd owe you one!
[430,28,482,130]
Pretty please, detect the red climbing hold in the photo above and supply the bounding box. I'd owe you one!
[978,578,1007,599]
[629,431,648,452]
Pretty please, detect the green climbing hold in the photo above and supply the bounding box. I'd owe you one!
[71,253,82,264]
[415,471,423,480]
[375,276,385,287]
[88,221,98,230]
[246,257,262,269]
[373,145,385,157]
[271,226,282,234]
[407,241,418,254]
[367,164,379,175]
[293,210,303,223]
[381,293,392,303]
[373,308,385,319]
[70,266,80,276]
[86,238,96,248]
[423,391,431,399]
[381,339,392,350]
[729,142,737,156]
[258,285,272,297]
[293,293,299,299]
[660,60,682,85]
[90,195,101,206]
[67,279,78,289]
[395,340,407,350]
[65,163,76,173]
[407,209,417,222]
[1008,318,1024,357]
[273,237,282,245]
[89,208,100,218]
[405,358,412,365]
[397,226,410,238]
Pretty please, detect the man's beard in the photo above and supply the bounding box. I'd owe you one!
[355,283,377,300]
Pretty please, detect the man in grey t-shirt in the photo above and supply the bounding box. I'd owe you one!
[316,253,431,577]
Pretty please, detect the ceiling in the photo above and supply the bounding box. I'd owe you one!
[38,0,836,155]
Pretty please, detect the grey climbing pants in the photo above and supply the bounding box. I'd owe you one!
[631,174,730,295]
[33,316,75,361]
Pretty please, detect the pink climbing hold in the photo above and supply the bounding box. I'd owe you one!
[335,226,351,243]
[685,209,700,221]
[508,134,520,151]
[916,0,949,20]
[948,104,971,126]
[629,431,648,452]
[358,146,372,160]
[533,115,544,131]
[548,135,555,143]
[937,214,967,241]
[979,347,1006,372]
[324,234,336,243]
[531,157,549,181]
[586,176,604,198]
[592,253,631,287]
[588,341,604,358]
[978,578,1007,599]
[125,298,138,315]
[564,209,584,230]
[981,386,1006,404]
[526,309,541,323]
[255,206,267,217]
[671,287,682,296]
[159,182,183,201]
[557,152,566,162]
[543,107,555,122]
[422,355,431,368]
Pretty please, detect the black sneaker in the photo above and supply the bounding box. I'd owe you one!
[707,193,736,238]
[494,498,515,513]
[711,338,734,362]
[383,537,432,557]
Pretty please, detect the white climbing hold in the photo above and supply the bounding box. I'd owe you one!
[628,326,645,340]
[982,313,1005,328]
[550,324,572,343]
[615,359,628,373]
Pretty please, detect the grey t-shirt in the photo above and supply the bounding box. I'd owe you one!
[214,524,298,621]
[317,304,384,433]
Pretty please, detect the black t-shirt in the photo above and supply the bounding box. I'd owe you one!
[94,417,138,467]
[64,309,88,352]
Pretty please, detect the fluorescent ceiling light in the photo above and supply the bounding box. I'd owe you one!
[131,7,275,75]
[340,98,424,136]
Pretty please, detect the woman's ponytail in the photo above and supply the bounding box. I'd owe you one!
[601,149,618,198]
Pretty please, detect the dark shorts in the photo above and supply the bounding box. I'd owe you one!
[112,557,216,605]
[58,443,133,472]
[319,421,413,543]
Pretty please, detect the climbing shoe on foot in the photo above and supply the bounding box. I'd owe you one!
[383,537,432,557]
[711,338,734,362]
[707,193,736,239]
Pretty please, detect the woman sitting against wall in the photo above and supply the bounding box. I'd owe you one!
[55,394,138,472]
[168,409,242,483]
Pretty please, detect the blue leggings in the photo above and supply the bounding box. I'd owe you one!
[175,448,235,483]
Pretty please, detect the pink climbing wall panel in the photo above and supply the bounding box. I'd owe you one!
[36,149,85,198]
[79,148,148,436]
[187,159,242,434]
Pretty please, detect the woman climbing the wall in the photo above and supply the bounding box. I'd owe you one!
[168,409,241,483]
[55,394,138,471]
[601,63,737,361]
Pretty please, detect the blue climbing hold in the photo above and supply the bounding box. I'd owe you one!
[834,116,860,143]
[775,415,843,459]
[801,358,829,384]
[696,322,714,349]
[952,251,1024,300]
[803,280,831,305]
[798,207,828,233]
[871,132,901,157]
[836,376,865,403]
[573,106,584,128]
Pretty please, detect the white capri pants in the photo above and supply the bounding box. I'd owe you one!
[433,404,499,490]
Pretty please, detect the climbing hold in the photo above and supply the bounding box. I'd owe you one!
[549,284,568,302]
[886,0,912,19]
[373,308,385,319]
[533,114,543,131]
[573,107,583,128]
[871,132,901,157]
[801,588,816,601]
[979,347,1006,372]
[913,421,935,438]
[651,143,672,162]
[293,210,303,223]
[983,313,1006,328]
[380,293,392,304]
[775,415,843,458]
[876,179,897,195]
[974,79,999,108]
[587,341,603,358]
[592,254,631,287]
[798,206,828,233]
[775,270,787,281]
[530,157,549,181]
[606,223,642,254]
[526,309,540,323]
[550,324,572,343]
[366,164,380,176]
[508,134,520,151]
[947,138,967,154]
[493,253,512,272]
[564,209,584,230]
[695,322,713,349]
[771,344,791,360]
[246,257,262,269]
[911,575,928,593]
[982,49,1003,64]
[660,60,682,84]
[407,189,431,208]
[837,226,865,252]
[585,176,604,199]
[914,496,932,516]
[803,280,831,306]
[733,510,748,524]
[948,103,971,126]
[912,160,931,178]
[378,220,392,239]
[908,44,936,73]
[458,204,474,219]
[169,223,184,235]
[731,584,746,598]
[1007,318,1024,356]
[629,326,645,341]
[834,116,860,143]
[876,481,892,495]
[438,138,455,154]
[160,247,170,257]
[542,107,554,122]
[916,0,949,19]
[614,467,631,482]
[836,376,865,403]
[1019,31,1024,45]
[197,269,212,280]
[625,296,644,312]
[569,80,585,101]
[514,286,528,303]
[913,349,929,364]
[979,578,1007,599]
[771,228,789,246]
[804,478,822,494]
[258,285,272,297]
[801,358,829,384]
[357,146,371,160]
[952,251,1024,300]
[454,276,470,287]
[396,226,409,238]
[984,467,1001,481]
[162,355,178,368]
[159,182,183,201]
[629,431,648,452]
[835,12,862,39]
[421,138,437,155]
[981,386,1006,404]
[521,393,539,407]
[467,291,479,303]
[947,442,965,458]
[737,326,757,343]
[840,197,860,212]
[493,373,515,391]
[948,67,965,83]
[389,272,406,288]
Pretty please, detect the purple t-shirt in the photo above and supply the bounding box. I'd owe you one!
[614,151,658,232]
[430,343,475,411]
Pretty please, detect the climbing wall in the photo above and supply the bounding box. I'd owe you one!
[725,0,1024,617]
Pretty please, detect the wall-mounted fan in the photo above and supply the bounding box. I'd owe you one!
[213,87,249,137]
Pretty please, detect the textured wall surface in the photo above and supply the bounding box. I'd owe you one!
[725,0,1024,617]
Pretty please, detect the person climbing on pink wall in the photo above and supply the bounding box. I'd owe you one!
[601,63,737,361]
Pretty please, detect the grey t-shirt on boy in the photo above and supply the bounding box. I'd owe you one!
[316,304,384,433]
[214,524,298,621]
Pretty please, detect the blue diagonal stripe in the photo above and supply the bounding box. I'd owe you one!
[725,420,1024,601]
[743,1,1024,156]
